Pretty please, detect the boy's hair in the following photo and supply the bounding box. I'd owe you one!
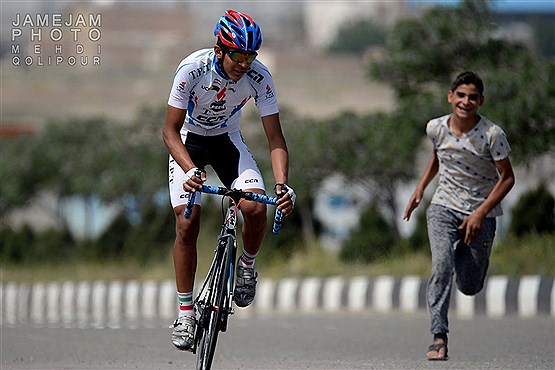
[450,71,484,96]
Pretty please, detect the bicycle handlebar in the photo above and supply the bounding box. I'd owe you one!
[184,185,284,234]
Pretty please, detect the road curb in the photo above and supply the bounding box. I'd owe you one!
[2,275,553,328]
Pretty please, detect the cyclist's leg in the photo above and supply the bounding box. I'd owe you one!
[225,131,267,258]
[237,184,267,258]
[210,131,267,307]
[232,184,266,308]
[169,133,207,350]
[169,168,201,350]
[209,131,268,259]
[172,203,200,294]
[169,136,206,294]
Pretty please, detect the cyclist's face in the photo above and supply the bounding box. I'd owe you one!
[215,45,256,81]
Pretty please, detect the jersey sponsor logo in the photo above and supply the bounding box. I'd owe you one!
[247,69,264,83]
[265,84,274,99]
[177,81,187,93]
[180,193,192,202]
[195,111,226,125]
[216,86,227,101]
[169,159,175,184]
[188,63,210,80]
[210,100,226,112]
[245,178,259,183]
[209,78,223,92]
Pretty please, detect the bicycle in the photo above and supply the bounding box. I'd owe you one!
[183,184,284,370]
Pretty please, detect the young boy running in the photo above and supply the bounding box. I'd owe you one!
[403,71,515,361]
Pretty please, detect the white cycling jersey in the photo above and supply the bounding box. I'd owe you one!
[168,48,279,136]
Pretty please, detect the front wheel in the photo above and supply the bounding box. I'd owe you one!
[196,242,230,370]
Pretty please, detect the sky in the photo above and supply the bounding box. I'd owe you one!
[408,0,555,13]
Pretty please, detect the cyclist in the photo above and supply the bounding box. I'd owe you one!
[162,10,296,351]
[403,71,515,361]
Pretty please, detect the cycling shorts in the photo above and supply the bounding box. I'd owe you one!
[169,130,265,208]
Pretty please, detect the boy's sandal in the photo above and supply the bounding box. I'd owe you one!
[427,343,449,361]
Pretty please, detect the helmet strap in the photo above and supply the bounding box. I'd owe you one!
[216,52,229,80]
[214,41,230,80]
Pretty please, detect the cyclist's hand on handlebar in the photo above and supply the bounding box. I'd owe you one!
[275,183,296,217]
[183,167,206,192]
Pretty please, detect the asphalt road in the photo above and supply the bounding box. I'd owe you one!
[2,311,554,369]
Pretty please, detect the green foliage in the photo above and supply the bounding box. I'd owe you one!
[123,203,174,264]
[0,135,45,214]
[1,225,75,264]
[1,225,35,263]
[244,108,324,245]
[1,202,174,266]
[257,205,306,266]
[490,232,555,276]
[0,106,169,236]
[340,203,397,263]
[327,18,387,54]
[509,183,555,236]
[34,228,75,263]
[370,0,495,96]
[405,205,430,253]
[259,110,421,239]
[38,117,125,198]
[481,62,555,162]
[1,106,167,208]
[369,0,555,164]
[93,212,132,259]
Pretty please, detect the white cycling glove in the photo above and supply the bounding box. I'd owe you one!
[184,167,204,182]
[275,184,296,206]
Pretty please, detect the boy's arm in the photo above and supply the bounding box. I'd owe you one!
[403,151,439,221]
[459,157,515,245]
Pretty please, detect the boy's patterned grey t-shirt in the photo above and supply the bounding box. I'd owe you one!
[427,114,511,217]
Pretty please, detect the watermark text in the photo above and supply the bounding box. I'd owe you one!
[11,13,102,67]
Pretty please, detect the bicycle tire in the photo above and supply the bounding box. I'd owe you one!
[196,239,231,370]
[220,235,237,333]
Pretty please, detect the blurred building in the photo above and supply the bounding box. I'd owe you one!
[304,1,409,49]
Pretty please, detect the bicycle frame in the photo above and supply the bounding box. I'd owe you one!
[185,186,282,370]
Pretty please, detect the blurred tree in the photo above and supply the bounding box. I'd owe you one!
[244,108,321,246]
[318,111,421,238]
[327,18,387,54]
[0,134,44,216]
[369,0,555,164]
[249,108,420,241]
[509,183,555,236]
[0,107,168,231]
[340,202,396,263]
[119,105,168,206]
